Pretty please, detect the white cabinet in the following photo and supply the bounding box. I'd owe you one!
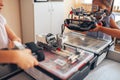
[34,2,64,35]
[20,0,64,43]
[34,2,52,35]
[51,2,64,34]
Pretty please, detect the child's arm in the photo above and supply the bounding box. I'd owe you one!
[5,24,21,42]
[0,49,39,70]
[90,24,120,38]
[110,18,120,29]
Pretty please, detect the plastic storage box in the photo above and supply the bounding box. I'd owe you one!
[63,32,112,66]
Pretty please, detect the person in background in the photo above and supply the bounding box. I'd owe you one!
[0,0,38,70]
[87,0,119,39]
[90,0,120,38]
[65,0,119,50]
[87,0,120,50]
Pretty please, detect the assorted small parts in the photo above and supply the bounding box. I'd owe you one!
[14,41,45,61]
[64,19,96,32]
[54,59,67,67]
[67,49,86,64]
[67,54,80,64]
[36,33,62,51]
[46,33,57,46]
[64,7,109,32]
[70,7,86,16]
[52,49,79,64]
[36,33,87,64]
[52,49,71,57]
[46,33,62,50]
[52,47,86,64]
[25,42,45,61]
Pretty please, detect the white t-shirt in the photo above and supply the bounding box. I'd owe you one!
[0,14,9,49]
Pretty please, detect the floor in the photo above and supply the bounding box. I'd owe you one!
[84,59,120,80]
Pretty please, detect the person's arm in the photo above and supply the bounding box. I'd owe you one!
[110,17,120,29]
[97,24,120,38]
[5,24,21,42]
[5,24,21,48]
[0,50,17,63]
[0,49,39,70]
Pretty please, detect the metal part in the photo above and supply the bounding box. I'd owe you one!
[64,7,109,32]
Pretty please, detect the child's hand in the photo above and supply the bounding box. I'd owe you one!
[13,49,39,70]
[89,23,102,32]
